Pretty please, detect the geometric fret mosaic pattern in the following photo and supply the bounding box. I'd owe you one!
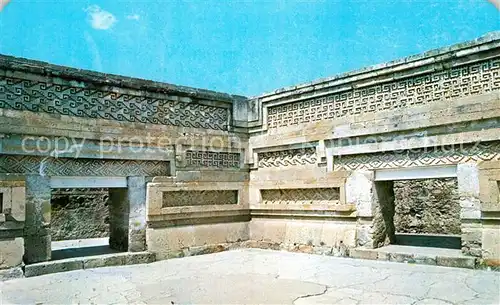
[258,147,317,168]
[0,155,170,176]
[0,77,229,130]
[333,141,500,171]
[185,150,240,168]
[268,58,500,129]
[261,188,340,205]
[162,190,238,207]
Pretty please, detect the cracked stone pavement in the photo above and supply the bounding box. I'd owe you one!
[1,249,499,304]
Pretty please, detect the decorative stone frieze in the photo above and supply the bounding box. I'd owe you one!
[0,155,170,176]
[260,188,340,205]
[267,58,500,129]
[162,190,238,207]
[258,147,317,168]
[334,141,500,171]
[0,76,229,130]
[185,150,240,168]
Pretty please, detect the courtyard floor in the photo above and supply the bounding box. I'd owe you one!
[1,248,499,304]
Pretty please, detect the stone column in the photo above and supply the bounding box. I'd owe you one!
[457,163,482,257]
[108,188,129,251]
[373,181,396,246]
[108,176,147,252]
[127,176,147,252]
[345,170,376,248]
[23,175,51,263]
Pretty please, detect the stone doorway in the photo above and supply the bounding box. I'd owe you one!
[372,166,462,250]
[23,175,147,264]
[50,187,121,260]
[373,178,461,250]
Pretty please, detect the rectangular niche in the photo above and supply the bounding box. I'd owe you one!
[162,190,239,207]
[260,188,340,205]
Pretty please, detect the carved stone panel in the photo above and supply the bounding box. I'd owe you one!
[261,188,340,205]
[268,59,500,128]
[162,190,238,207]
[0,155,170,176]
[258,147,317,168]
[0,77,229,130]
[334,141,500,171]
[185,150,240,168]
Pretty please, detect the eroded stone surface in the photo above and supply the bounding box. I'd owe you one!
[1,249,498,305]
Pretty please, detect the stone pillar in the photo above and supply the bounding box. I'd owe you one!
[108,176,147,252]
[127,176,147,252]
[457,163,482,257]
[24,175,51,263]
[108,188,129,251]
[345,170,376,248]
[373,181,396,247]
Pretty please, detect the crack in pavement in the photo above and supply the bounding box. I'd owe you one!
[292,285,329,304]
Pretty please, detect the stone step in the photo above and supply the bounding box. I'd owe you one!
[349,245,476,269]
[24,251,155,277]
[395,233,461,249]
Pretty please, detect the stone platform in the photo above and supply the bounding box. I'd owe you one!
[1,249,498,304]
[350,245,477,269]
[24,251,155,277]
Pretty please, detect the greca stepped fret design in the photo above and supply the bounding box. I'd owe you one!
[0,77,229,130]
[268,58,500,129]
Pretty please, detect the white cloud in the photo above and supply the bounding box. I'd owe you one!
[85,5,117,30]
[126,14,140,21]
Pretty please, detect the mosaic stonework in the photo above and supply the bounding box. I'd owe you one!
[258,147,317,168]
[268,59,500,128]
[185,150,240,168]
[261,188,340,205]
[0,77,229,130]
[0,155,170,176]
[162,190,238,207]
[334,141,500,171]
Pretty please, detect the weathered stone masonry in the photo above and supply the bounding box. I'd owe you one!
[0,32,499,273]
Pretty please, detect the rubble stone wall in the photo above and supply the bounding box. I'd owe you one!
[50,189,110,241]
[393,178,461,235]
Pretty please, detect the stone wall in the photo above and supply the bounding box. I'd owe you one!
[50,189,110,241]
[393,178,460,235]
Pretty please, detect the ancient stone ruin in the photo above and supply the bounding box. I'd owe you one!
[0,32,499,277]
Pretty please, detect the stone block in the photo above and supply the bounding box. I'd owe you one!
[243,240,281,250]
[0,266,24,281]
[377,251,390,261]
[482,225,500,262]
[457,163,480,198]
[82,254,126,269]
[459,198,481,219]
[413,255,437,266]
[24,259,83,277]
[185,244,227,256]
[10,186,26,222]
[356,224,374,248]
[0,237,24,269]
[128,228,147,252]
[23,234,51,263]
[146,222,249,258]
[345,170,374,217]
[349,248,378,260]
[436,256,476,269]
[388,252,415,263]
[125,252,156,265]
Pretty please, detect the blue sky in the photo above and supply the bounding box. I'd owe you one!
[0,1,498,96]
